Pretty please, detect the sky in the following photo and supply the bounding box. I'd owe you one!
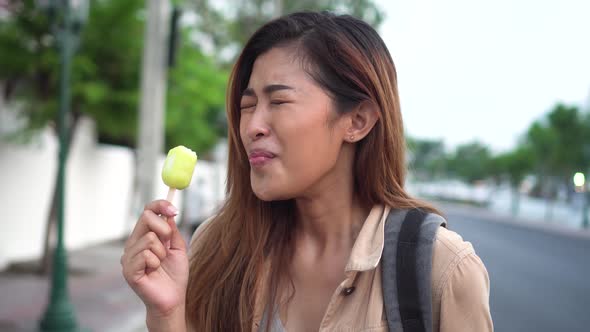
[375,0,590,152]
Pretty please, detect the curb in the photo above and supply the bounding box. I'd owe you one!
[438,201,590,240]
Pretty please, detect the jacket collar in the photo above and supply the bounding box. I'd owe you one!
[345,204,390,272]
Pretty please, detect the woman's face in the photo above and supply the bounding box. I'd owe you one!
[239,46,350,201]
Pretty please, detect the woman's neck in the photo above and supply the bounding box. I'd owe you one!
[294,174,369,255]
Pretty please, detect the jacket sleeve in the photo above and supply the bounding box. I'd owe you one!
[438,252,493,332]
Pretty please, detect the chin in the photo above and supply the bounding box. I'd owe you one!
[253,188,287,201]
[252,183,293,202]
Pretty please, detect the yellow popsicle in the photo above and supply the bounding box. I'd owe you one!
[161,145,197,202]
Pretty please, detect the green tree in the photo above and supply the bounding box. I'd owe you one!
[0,0,58,136]
[0,0,149,144]
[492,147,534,215]
[228,0,384,46]
[526,120,556,179]
[524,103,590,219]
[0,0,228,152]
[165,31,228,153]
[75,0,145,146]
[582,110,590,172]
[190,0,384,65]
[525,118,560,219]
[407,137,448,180]
[546,104,588,178]
[0,0,229,273]
[447,141,492,183]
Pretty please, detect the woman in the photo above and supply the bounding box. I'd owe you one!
[121,11,493,332]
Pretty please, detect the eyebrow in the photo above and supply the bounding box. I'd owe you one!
[242,84,294,97]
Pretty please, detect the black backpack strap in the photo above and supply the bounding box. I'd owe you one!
[382,208,446,332]
[382,209,408,331]
[396,209,428,332]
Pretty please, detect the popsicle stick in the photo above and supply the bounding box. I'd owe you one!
[166,187,176,203]
[163,187,177,232]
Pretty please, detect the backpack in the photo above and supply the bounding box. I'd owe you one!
[381,209,447,332]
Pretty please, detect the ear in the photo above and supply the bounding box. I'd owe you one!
[343,101,380,143]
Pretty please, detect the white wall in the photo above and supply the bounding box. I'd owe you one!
[63,118,136,249]
[183,160,227,223]
[0,117,186,270]
[0,128,58,269]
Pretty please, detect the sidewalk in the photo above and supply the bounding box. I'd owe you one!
[438,201,590,240]
[0,238,151,332]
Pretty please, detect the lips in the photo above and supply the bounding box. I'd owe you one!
[248,149,276,167]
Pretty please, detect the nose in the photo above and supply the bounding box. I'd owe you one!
[244,107,270,141]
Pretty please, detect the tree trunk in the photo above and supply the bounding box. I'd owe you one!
[563,176,573,204]
[40,185,58,275]
[544,179,555,222]
[511,187,520,217]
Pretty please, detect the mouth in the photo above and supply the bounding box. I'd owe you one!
[248,149,276,167]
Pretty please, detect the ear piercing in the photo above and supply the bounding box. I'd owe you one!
[349,135,355,142]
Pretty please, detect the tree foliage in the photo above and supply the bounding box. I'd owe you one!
[0,0,58,132]
[0,0,230,151]
[446,141,492,183]
[407,137,448,180]
[165,31,228,153]
[189,0,384,65]
[492,147,534,187]
[409,101,590,205]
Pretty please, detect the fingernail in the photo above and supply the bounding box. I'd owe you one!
[167,205,178,215]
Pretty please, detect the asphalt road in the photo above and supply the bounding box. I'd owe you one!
[443,206,590,332]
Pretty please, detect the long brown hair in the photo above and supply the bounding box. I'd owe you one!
[186,11,440,331]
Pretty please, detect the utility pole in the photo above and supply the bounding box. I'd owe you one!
[137,0,171,207]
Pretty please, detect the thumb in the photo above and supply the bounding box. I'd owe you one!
[166,217,187,252]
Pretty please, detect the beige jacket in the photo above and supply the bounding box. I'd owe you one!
[190,205,493,331]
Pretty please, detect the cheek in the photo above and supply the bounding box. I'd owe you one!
[251,123,341,200]
[281,122,342,183]
[238,115,247,142]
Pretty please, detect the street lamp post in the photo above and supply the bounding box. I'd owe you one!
[583,171,589,229]
[574,172,589,229]
[584,192,589,229]
[37,0,88,331]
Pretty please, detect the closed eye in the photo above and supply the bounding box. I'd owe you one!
[271,100,288,106]
[240,104,256,110]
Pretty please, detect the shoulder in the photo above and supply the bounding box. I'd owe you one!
[431,225,488,296]
[431,222,492,330]
[419,213,484,300]
[433,224,475,265]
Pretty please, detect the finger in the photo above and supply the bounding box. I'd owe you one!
[123,249,161,284]
[144,200,179,217]
[127,210,174,246]
[166,217,187,252]
[125,231,167,261]
[141,249,161,270]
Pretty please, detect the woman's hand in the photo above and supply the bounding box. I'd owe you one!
[121,200,189,320]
